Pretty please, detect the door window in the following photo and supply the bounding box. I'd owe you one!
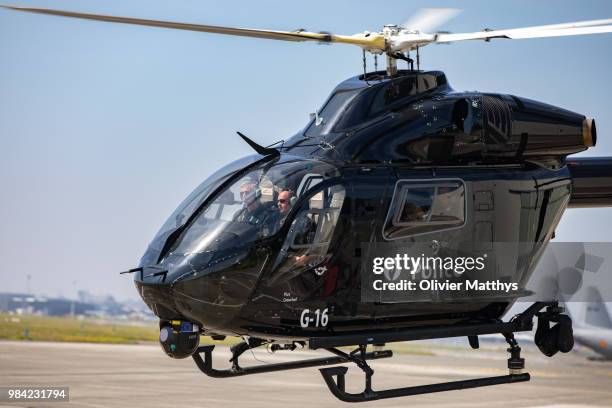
[384,180,465,239]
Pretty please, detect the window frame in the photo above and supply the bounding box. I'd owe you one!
[382,178,467,240]
[290,186,346,250]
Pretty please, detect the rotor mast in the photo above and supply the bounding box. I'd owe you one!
[386,54,398,76]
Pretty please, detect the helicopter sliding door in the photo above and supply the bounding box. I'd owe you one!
[364,166,572,326]
[376,176,468,306]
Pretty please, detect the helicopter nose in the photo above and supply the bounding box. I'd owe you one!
[135,278,183,321]
[133,246,268,332]
[133,262,248,332]
[132,265,198,322]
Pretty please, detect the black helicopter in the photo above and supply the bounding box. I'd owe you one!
[4,5,612,402]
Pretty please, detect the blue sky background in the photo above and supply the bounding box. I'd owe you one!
[1,0,612,301]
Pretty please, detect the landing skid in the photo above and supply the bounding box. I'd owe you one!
[319,333,528,402]
[189,302,568,402]
[321,367,529,402]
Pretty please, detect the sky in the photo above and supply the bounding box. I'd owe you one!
[1,0,612,301]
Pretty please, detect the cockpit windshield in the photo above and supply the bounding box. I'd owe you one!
[143,154,263,257]
[168,157,340,256]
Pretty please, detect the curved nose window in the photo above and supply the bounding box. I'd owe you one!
[169,157,340,256]
[145,154,262,254]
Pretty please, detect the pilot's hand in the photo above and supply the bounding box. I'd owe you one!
[294,254,308,266]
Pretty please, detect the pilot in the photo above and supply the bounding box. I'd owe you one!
[263,189,296,236]
[235,180,274,231]
[277,189,296,219]
[273,188,315,242]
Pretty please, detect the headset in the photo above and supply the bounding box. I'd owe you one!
[278,189,297,207]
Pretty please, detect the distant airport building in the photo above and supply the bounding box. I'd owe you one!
[0,292,155,320]
[0,292,97,316]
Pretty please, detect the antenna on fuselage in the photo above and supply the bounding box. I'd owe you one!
[237,132,279,157]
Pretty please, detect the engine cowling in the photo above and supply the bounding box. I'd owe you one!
[451,94,596,160]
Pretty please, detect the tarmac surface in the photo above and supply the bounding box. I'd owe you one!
[1,340,612,408]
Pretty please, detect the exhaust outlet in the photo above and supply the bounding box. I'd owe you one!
[582,117,597,147]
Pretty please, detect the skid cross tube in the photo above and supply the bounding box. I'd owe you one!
[192,345,393,378]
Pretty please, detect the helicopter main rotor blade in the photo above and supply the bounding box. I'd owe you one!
[0,5,386,51]
[402,8,462,32]
[503,18,612,32]
[435,20,612,43]
[5,4,610,57]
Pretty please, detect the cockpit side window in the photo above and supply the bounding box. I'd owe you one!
[383,180,465,239]
[295,174,323,197]
[290,185,345,248]
[267,184,346,286]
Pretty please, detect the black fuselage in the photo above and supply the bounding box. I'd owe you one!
[134,70,598,340]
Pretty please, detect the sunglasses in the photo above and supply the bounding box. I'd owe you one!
[278,199,289,204]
